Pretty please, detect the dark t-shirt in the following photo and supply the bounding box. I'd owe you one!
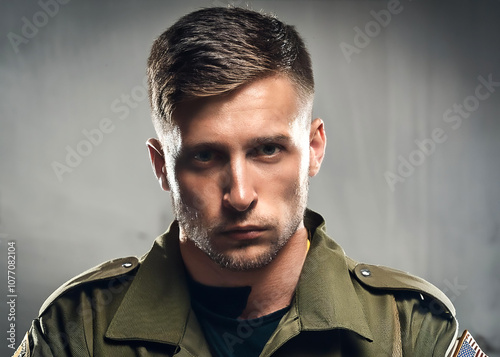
[188,278,289,357]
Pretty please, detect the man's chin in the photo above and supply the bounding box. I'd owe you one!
[208,249,277,271]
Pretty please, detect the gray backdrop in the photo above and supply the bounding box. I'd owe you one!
[1,0,499,356]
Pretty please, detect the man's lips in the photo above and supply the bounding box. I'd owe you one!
[220,226,267,240]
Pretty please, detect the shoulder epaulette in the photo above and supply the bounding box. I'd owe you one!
[346,257,455,319]
[39,256,139,316]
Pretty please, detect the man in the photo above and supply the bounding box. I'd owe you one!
[15,6,485,357]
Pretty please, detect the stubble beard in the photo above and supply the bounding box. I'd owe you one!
[172,178,309,271]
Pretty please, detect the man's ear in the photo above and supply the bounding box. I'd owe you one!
[146,138,170,191]
[308,118,326,177]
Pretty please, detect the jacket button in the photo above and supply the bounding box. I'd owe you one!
[360,268,371,277]
[122,262,133,268]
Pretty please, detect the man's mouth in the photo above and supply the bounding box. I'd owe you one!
[221,225,267,240]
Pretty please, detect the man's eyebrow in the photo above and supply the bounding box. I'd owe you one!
[248,135,292,146]
[181,141,225,152]
[181,135,293,153]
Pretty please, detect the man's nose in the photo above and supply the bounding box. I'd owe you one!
[222,158,257,212]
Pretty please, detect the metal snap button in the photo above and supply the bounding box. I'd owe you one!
[360,268,371,277]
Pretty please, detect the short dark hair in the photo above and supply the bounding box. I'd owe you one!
[147,6,314,136]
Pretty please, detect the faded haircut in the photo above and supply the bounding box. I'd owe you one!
[147,6,315,139]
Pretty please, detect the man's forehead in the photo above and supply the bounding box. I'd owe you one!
[171,75,304,124]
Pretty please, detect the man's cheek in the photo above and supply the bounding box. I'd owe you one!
[278,168,303,195]
[179,184,212,212]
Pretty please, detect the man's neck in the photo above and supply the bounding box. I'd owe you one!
[179,226,309,319]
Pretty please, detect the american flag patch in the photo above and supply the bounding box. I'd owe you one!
[452,330,488,357]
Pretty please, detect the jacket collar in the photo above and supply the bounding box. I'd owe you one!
[105,221,194,346]
[296,209,373,341]
[105,210,373,347]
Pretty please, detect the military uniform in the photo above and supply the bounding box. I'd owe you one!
[15,210,459,356]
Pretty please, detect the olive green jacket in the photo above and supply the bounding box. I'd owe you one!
[17,210,458,356]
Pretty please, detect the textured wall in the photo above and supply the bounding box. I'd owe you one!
[1,1,499,356]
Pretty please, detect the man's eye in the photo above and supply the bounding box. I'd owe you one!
[194,150,213,162]
[256,144,281,156]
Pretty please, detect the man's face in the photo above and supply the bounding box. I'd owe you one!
[160,75,322,271]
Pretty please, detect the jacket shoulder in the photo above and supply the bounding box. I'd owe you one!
[346,257,455,319]
[39,256,140,316]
